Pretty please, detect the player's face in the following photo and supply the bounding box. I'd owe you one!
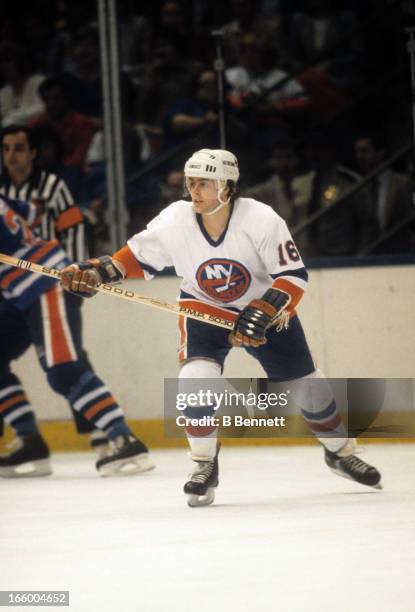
[2,132,36,178]
[186,177,221,214]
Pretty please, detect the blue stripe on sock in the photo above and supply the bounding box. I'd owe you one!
[301,400,337,421]
[183,404,217,419]
[68,371,96,404]
[13,413,38,437]
[105,420,130,440]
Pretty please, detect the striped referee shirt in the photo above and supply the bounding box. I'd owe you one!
[0,169,86,261]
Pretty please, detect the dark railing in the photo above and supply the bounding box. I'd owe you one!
[359,209,415,255]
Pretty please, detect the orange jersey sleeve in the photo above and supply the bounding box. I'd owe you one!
[112,245,145,279]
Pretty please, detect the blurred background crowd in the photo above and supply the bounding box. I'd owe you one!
[1,0,414,260]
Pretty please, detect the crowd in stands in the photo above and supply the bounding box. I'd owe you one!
[0,0,413,258]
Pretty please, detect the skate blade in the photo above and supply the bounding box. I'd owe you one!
[329,467,382,490]
[187,488,215,507]
[0,458,52,478]
[372,481,383,490]
[97,453,155,477]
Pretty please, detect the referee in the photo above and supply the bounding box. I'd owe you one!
[0,125,85,261]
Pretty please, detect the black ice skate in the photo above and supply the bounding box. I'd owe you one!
[324,439,382,489]
[184,444,220,507]
[96,433,154,476]
[0,433,52,478]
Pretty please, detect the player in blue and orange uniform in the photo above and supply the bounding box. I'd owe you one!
[1,123,110,460]
[61,148,382,506]
[0,194,153,477]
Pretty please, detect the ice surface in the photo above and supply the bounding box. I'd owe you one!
[1,444,415,612]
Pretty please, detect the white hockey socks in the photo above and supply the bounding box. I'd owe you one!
[179,359,222,460]
[291,368,349,453]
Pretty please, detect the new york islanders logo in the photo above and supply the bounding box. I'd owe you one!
[196,258,251,302]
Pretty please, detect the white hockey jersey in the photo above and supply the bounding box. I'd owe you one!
[126,197,308,311]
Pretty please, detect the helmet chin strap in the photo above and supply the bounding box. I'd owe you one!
[202,182,230,216]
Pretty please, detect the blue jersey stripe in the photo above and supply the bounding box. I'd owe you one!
[270,267,309,283]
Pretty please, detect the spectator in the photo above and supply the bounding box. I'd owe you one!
[245,139,313,229]
[223,0,253,67]
[60,25,137,121]
[162,68,250,155]
[137,31,202,130]
[118,3,153,69]
[186,1,230,63]
[221,0,285,67]
[226,33,310,146]
[30,77,99,170]
[42,3,77,73]
[289,0,366,120]
[33,125,85,208]
[162,67,261,180]
[354,134,414,254]
[289,0,365,89]
[0,42,45,127]
[160,168,185,206]
[70,121,147,252]
[301,132,377,257]
[158,1,189,55]
[162,68,218,149]
[20,9,56,74]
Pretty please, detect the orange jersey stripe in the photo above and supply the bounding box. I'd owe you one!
[271,278,304,311]
[55,206,84,232]
[113,245,145,278]
[45,286,74,364]
[1,240,60,289]
[84,396,116,420]
[178,315,187,362]
[0,393,28,414]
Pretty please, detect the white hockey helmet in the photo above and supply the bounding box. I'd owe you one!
[184,149,239,184]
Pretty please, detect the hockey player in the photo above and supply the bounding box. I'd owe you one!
[0,194,153,477]
[60,148,382,506]
[0,124,106,456]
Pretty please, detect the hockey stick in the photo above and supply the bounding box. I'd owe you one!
[0,253,235,330]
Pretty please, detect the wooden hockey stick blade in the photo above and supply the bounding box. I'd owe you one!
[0,252,235,330]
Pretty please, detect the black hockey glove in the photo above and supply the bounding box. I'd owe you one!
[229,288,291,347]
[60,256,125,298]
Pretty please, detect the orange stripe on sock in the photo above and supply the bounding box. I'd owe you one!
[0,393,28,414]
[84,396,116,420]
[113,245,145,278]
